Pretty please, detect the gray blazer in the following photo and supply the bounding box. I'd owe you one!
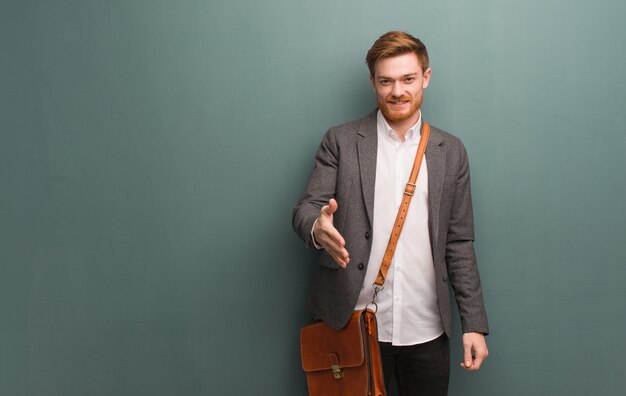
[293,110,489,337]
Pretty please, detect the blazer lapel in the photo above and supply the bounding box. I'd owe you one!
[357,111,378,226]
[425,127,445,253]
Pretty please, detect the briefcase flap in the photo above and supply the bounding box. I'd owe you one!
[300,311,366,373]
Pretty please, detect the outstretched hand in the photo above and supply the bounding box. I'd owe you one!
[313,199,350,268]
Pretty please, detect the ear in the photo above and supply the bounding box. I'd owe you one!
[422,68,432,89]
[370,74,376,92]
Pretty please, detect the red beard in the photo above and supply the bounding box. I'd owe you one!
[378,94,422,123]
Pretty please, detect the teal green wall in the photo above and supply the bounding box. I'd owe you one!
[2,1,625,395]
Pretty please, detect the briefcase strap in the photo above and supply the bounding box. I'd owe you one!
[373,122,430,289]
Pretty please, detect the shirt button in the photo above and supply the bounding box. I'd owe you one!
[357,263,365,270]
[364,231,371,240]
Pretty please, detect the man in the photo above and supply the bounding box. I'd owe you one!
[293,31,489,395]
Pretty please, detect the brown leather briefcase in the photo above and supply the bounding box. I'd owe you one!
[300,309,386,396]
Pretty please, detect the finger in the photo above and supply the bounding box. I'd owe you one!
[472,347,488,370]
[316,225,344,249]
[326,226,346,247]
[320,236,349,262]
[329,251,349,268]
[316,220,346,247]
[471,355,484,370]
[316,230,350,267]
[313,227,348,264]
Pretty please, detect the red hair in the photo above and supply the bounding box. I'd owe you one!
[366,31,429,76]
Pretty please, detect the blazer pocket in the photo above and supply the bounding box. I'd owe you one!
[318,251,341,270]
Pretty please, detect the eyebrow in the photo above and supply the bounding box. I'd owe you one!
[377,72,419,80]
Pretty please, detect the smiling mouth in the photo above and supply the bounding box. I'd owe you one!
[387,96,411,104]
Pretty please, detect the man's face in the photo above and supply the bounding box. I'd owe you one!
[370,53,432,125]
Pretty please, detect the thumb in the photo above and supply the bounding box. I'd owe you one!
[328,198,338,213]
[322,199,339,217]
[463,344,473,368]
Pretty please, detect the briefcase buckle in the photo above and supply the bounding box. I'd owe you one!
[328,353,343,379]
[331,364,343,379]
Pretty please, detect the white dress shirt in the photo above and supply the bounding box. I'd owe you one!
[355,110,444,346]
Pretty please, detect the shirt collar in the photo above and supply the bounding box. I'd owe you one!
[376,110,422,143]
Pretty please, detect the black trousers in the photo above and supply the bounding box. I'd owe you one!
[379,334,450,396]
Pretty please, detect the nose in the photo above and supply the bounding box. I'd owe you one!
[391,81,404,97]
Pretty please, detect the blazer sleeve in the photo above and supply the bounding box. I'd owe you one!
[445,144,490,335]
[292,128,340,248]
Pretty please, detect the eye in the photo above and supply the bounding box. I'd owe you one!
[404,77,415,83]
[380,80,391,85]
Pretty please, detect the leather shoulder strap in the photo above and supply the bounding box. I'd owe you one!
[374,122,430,287]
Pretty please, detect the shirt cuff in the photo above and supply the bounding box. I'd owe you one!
[310,218,322,250]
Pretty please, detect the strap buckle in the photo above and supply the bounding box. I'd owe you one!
[404,182,416,196]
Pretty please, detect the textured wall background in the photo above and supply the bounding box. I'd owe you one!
[1,1,625,394]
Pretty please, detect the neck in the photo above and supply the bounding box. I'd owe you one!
[385,113,421,141]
